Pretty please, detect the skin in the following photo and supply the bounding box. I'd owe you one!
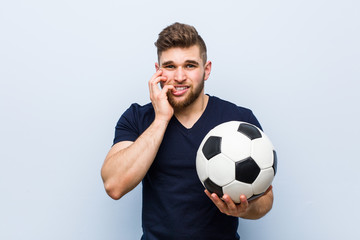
[155,46,211,128]
[101,45,273,219]
[205,186,273,219]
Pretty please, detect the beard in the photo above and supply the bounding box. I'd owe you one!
[166,78,205,111]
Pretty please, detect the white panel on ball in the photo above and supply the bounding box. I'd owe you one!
[223,181,253,203]
[251,135,274,169]
[205,121,235,137]
[195,151,209,183]
[208,154,235,186]
[252,168,274,195]
[221,132,252,162]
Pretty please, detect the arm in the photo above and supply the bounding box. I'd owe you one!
[101,70,174,200]
[205,185,274,219]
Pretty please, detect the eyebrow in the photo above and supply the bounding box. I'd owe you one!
[185,60,200,66]
[161,60,200,66]
[161,61,174,66]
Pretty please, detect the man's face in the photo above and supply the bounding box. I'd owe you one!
[156,45,211,111]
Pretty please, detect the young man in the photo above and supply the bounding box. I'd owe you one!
[101,22,273,240]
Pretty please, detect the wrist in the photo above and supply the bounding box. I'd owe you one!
[154,110,173,124]
[153,116,172,128]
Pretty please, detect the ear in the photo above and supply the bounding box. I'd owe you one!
[204,61,212,81]
[155,62,160,71]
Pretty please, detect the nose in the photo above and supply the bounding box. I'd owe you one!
[174,67,186,82]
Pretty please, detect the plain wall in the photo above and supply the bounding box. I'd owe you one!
[1,0,359,239]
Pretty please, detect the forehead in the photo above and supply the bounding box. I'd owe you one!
[159,45,202,65]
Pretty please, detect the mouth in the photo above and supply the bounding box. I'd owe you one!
[172,85,189,96]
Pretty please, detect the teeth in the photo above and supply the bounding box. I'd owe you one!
[175,86,187,90]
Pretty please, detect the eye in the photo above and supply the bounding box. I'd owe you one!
[186,64,196,69]
[164,65,175,69]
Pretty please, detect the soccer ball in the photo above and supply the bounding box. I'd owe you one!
[196,121,277,203]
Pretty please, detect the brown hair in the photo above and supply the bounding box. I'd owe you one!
[155,22,207,64]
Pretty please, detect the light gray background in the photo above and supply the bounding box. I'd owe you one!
[1,0,359,239]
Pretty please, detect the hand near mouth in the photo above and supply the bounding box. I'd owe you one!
[149,69,175,122]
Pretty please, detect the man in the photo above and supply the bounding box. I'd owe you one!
[101,22,273,240]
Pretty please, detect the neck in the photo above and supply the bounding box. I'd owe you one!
[174,93,209,129]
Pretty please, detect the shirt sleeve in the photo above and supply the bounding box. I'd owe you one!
[235,105,263,131]
[246,110,263,131]
[113,104,141,145]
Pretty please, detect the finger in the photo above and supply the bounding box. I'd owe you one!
[204,190,218,202]
[204,189,212,198]
[150,76,167,93]
[204,190,229,214]
[239,195,249,209]
[152,75,168,85]
[161,84,175,94]
[149,70,167,85]
[149,70,162,88]
[149,73,167,96]
[211,193,228,212]
[150,69,163,81]
[222,194,237,212]
[149,77,166,89]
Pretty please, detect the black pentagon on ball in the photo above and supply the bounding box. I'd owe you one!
[237,123,262,140]
[202,136,222,160]
[273,150,278,176]
[235,157,261,184]
[204,178,223,197]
